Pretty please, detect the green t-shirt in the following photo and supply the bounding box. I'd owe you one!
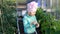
[23,14,37,33]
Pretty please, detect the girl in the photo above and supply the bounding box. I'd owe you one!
[23,1,39,34]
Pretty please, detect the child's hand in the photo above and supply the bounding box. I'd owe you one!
[30,21,39,28]
[35,23,39,28]
[31,21,37,25]
[30,21,36,27]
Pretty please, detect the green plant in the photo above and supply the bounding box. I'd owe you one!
[35,8,60,34]
[1,0,17,34]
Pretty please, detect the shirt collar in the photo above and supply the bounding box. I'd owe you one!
[26,14,34,18]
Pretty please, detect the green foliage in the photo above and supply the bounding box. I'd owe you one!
[36,8,60,34]
[3,0,16,6]
[1,0,17,34]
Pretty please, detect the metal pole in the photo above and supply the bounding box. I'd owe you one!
[1,0,4,34]
[16,0,20,34]
[57,0,59,19]
[50,0,52,34]
[56,0,58,19]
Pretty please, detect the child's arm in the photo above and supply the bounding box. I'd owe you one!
[35,16,40,28]
[31,16,39,28]
[23,18,31,28]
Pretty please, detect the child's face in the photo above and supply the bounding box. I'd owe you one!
[28,11,36,16]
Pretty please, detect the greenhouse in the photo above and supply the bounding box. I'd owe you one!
[0,0,60,34]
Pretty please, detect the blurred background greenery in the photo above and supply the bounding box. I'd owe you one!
[0,0,17,34]
[36,8,60,34]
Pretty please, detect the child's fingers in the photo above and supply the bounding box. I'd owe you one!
[36,23,39,28]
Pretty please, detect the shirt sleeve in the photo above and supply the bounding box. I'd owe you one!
[34,16,38,23]
[23,18,31,28]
